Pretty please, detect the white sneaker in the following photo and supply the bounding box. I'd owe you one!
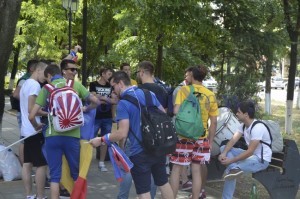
[100,165,108,172]
[26,195,36,199]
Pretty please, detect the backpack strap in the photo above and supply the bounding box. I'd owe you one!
[44,84,55,93]
[244,120,273,163]
[121,94,144,148]
[142,89,154,107]
[66,79,75,88]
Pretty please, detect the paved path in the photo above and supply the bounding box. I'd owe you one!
[0,97,224,199]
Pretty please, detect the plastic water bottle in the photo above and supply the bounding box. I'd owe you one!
[250,182,259,199]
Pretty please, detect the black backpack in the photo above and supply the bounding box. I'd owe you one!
[122,89,177,156]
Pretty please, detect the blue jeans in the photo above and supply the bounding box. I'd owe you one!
[93,118,112,137]
[220,146,269,199]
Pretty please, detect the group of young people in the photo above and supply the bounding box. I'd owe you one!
[13,47,272,199]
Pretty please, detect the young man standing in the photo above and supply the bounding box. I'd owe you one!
[20,61,48,199]
[89,67,114,172]
[218,101,271,199]
[120,63,137,86]
[89,71,174,199]
[169,66,218,199]
[29,64,100,199]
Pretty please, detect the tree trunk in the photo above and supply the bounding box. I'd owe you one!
[9,44,21,90]
[0,0,22,137]
[82,0,88,87]
[155,33,164,79]
[265,52,273,114]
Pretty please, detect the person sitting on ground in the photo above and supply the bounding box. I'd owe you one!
[218,100,271,199]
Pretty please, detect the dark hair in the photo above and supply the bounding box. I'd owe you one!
[27,59,39,72]
[44,64,61,78]
[99,67,114,76]
[238,100,256,119]
[111,71,131,86]
[185,65,207,82]
[60,59,76,71]
[120,63,130,70]
[138,61,154,75]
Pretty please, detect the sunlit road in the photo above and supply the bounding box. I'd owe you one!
[258,88,300,105]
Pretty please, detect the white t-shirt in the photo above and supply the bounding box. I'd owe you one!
[20,79,41,137]
[238,120,272,162]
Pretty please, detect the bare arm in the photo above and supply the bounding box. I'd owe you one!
[12,86,21,99]
[29,104,43,131]
[207,115,217,148]
[89,119,129,147]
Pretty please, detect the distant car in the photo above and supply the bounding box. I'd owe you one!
[271,77,285,90]
[203,76,218,92]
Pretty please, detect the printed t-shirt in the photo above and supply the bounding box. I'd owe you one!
[35,78,90,138]
[89,81,112,119]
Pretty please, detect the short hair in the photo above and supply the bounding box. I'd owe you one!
[185,65,207,82]
[111,71,131,86]
[99,67,114,76]
[238,100,256,119]
[32,61,48,71]
[44,64,61,78]
[60,59,76,71]
[138,61,154,75]
[26,59,39,72]
[120,63,130,71]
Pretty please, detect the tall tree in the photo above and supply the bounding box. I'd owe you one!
[282,0,300,134]
[0,0,22,136]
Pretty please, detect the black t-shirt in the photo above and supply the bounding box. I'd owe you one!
[89,81,112,119]
[139,83,168,108]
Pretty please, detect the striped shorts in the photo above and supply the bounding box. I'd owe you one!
[170,138,211,166]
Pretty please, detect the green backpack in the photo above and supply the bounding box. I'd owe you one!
[175,85,205,140]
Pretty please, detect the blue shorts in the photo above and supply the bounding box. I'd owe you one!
[94,118,112,137]
[44,136,80,183]
[130,152,168,195]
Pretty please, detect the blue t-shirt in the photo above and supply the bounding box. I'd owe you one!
[115,86,161,157]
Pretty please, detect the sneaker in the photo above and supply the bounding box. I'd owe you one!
[26,195,36,199]
[199,191,206,199]
[223,168,243,180]
[99,165,108,172]
[181,180,192,191]
[59,189,70,199]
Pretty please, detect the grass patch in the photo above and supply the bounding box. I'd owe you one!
[259,103,300,147]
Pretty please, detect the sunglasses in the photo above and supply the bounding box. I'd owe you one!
[65,68,78,72]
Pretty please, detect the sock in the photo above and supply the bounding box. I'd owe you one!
[99,161,105,167]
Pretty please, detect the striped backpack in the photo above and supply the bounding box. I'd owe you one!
[44,80,84,133]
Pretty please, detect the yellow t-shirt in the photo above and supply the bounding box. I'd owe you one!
[131,79,137,86]
[175,84,219,138]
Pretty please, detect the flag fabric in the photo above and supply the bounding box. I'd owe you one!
[61,109,96,198]
[103,134,134,182]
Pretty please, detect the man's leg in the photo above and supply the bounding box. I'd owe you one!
[158,183,174,199]
[222,179,237,199]
[200,164,207,197]
[117,170,133,199]
[191,163,202,199]
[18,143,24,165]
[169,164,183,197]
[35,165,47,199]
[22,163,33,196]
[137,192,151,199]
[50,182,60,199]
[99,118,112,172]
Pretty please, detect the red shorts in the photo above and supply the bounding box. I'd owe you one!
[170,138,211,166]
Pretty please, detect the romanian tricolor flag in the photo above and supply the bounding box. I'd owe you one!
[61,109,96,199]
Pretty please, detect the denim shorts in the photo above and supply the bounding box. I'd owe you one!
[94,118,112,137]
[130,152,168,195]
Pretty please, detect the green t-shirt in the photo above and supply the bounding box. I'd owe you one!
[36,78,90,138]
